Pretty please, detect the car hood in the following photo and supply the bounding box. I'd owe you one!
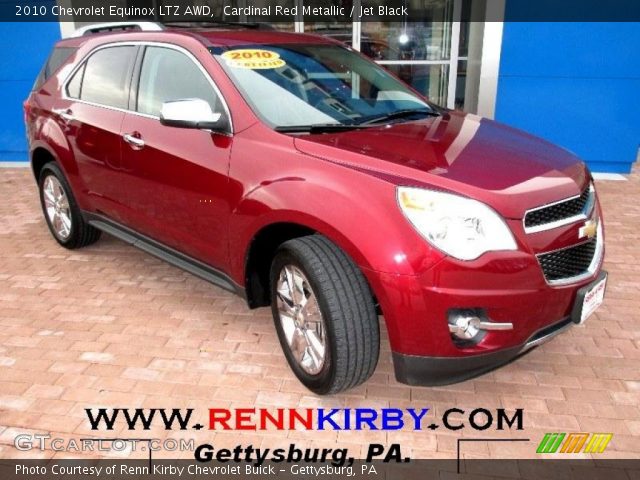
[293,111,590,219]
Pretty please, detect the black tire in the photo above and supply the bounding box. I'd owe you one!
[269,235,379,394]
[38,162,101,249]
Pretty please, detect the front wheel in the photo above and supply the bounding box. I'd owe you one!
[270,235,379,394]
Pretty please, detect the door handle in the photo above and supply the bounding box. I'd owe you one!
[123,133,145,149]
[52,108,74,123]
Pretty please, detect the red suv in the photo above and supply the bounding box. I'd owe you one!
[25,22,606,394]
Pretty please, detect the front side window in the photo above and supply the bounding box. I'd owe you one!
[79,46,136,109]
[137,46,221,117]
[212,44,433,129]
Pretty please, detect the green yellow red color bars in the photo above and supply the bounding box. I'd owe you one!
[536,433,613,454]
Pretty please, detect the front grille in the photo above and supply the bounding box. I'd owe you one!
[525,186,592,230]
[537,238,597,282]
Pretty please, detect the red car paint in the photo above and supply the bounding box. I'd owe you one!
[25,28,604,384]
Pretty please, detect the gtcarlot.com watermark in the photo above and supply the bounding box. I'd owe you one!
[14,435,195,453]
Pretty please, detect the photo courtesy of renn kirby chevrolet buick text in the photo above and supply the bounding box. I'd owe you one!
[24,21,606,395]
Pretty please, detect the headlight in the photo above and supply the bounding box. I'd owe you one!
[397,187,517,261]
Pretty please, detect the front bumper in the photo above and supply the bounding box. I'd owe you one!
[393,315,574,386]
[361,193,605,385]
[364,248,606,385]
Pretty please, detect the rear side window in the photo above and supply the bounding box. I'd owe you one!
[136,46,220,117]
[33,46,77,91]
[74,46,136,109]
[66,63,85,99]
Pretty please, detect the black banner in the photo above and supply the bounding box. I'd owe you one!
[2,459,640,480]
[4,0,640,23]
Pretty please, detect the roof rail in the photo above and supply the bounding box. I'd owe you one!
[70,22,164,38]
[163,21,276,31]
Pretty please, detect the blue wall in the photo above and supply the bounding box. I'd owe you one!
[495,20,640,173]
[0,22,60,161]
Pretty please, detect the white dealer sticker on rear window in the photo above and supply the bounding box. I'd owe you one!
[221,49,286,69]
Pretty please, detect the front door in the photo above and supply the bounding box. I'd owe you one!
[119,45,232,270]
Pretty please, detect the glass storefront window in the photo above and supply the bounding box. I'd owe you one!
[361,21,450,62]
[358,0,456,108]
[360,0,455,62]
[68,0,483,112]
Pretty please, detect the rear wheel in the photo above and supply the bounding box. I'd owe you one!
[270,235,379,394]
[38,163,101,249]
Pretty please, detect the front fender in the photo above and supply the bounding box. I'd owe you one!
[227,158,443,284]
[228,167,446,355]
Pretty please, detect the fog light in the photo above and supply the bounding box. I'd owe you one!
[448,311,483,341]
[448,309,513,344]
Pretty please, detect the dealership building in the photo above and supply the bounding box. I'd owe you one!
[1,0,638,173]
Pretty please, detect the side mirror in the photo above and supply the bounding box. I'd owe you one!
[159,98,226,131]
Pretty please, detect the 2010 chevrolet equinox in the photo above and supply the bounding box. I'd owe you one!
[25,22,607,394]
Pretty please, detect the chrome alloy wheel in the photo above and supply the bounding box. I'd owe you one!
[43,175,72,241]
[276,265,326,375]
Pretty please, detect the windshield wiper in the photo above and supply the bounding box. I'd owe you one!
[274,123,375,134]
[357,108,439,125]
[274,110,438,133]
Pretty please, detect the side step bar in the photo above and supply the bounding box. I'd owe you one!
[84,212,244,298]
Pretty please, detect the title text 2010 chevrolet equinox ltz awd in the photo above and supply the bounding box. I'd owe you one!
[25,22,607,394]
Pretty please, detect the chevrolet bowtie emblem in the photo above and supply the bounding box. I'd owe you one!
[579,219,598,239]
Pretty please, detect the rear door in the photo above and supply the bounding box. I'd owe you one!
[62,45,138,221]
[119,44,233,269]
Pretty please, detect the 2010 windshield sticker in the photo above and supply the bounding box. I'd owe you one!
[221,49,286,69]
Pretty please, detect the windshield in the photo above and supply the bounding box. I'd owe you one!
[211,44,435,129]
